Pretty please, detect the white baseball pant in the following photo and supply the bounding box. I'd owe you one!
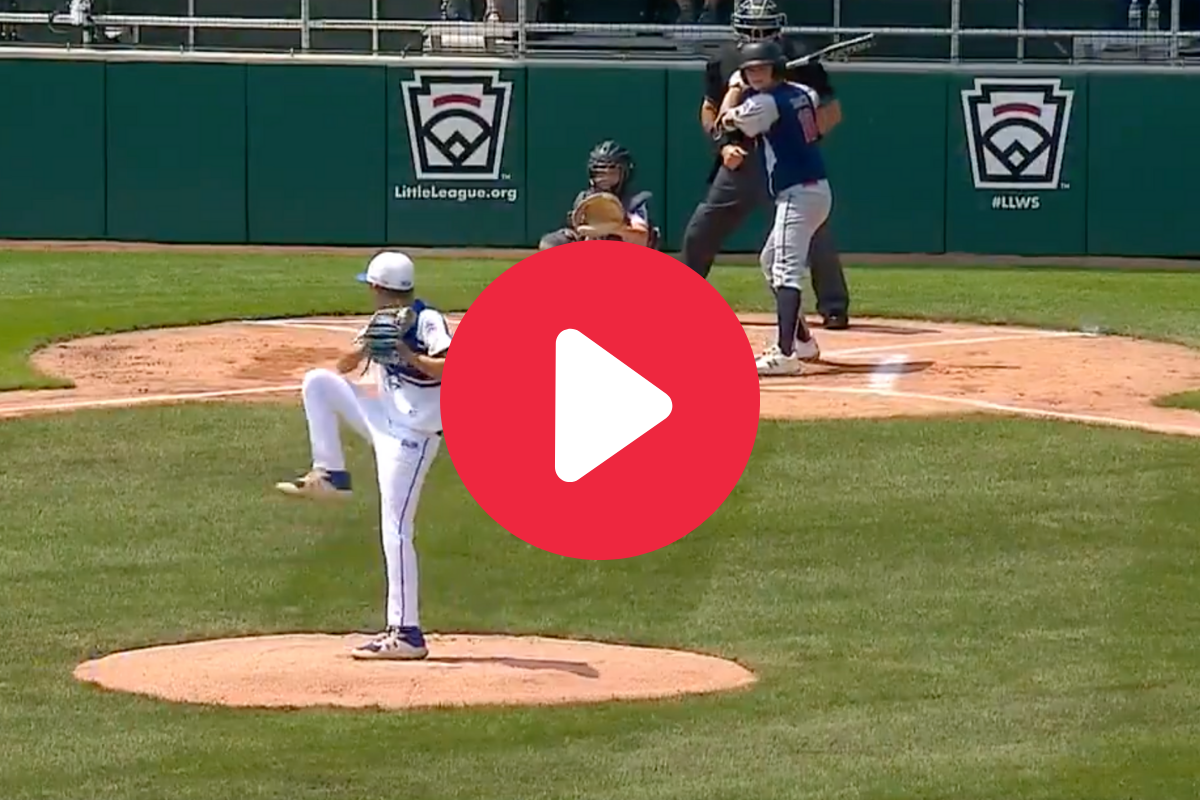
[299,368,440,630]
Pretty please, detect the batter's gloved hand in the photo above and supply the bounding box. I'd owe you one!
[570,191,627,239]
[357,306,417,367]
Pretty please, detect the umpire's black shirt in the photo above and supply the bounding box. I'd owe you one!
[702,37,836,183]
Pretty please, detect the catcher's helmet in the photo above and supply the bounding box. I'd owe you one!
[732,0,786,42]
[587,139,634,187]
[738,39,787,73]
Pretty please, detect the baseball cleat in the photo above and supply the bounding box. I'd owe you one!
[755,346,804,376]
[351,626,429,660]
[274,468,353,500]
[794,335,821,362]
[823,313,850,330]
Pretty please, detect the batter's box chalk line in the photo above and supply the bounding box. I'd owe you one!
[758,384,1200,438]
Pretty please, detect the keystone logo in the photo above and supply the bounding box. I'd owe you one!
[401,70,513,181]
[961,77,1074,191]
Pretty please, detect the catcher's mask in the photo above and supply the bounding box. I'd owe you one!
[587,140,633,193]
[732,0,786,42]
[738,39,787,83]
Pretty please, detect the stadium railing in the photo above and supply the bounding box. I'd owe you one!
[0,0,1197,64]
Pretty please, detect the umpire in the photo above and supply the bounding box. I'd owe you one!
[680,0,851,329]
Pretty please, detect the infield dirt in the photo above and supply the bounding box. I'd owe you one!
[4,313,1200,438]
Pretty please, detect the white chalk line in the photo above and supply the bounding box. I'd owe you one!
[242,316,466,334]
[868,354,909,391]
[0,384,303,416]
[824,330,1088,358]
[242,319,364,333]
[0,374,377,417]
[760,383,1200,438]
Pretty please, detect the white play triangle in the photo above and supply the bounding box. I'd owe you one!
[554,328,673,483]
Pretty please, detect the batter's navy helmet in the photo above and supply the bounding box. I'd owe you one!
[738,39,787,73]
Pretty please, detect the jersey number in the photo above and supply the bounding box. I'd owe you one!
[798,106,819,143]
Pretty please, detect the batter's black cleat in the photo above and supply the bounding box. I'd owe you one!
[823,313,850,330]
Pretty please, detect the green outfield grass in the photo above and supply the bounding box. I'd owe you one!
[2,249,1200,799]
[3,250,1200,389]
[1,404,1199,800]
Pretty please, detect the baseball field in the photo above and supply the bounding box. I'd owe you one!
[3,244,1200,799]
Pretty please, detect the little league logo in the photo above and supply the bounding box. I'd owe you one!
[401,70,513,181]
[961,77,1074,191]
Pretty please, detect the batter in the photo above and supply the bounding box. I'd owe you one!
[717,40,833,377]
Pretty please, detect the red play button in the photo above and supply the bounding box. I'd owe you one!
[440,240,760,560]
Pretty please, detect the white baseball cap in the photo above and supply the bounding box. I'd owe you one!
[356,251,415,291]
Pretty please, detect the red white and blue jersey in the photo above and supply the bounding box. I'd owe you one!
[724,81,828,198]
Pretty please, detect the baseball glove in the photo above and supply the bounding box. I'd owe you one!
[570,191,627,239]
[355,306,417,367]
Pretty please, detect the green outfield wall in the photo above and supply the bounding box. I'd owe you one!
[1,54,1198,258]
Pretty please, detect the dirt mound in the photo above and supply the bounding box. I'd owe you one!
[73,633,758,709]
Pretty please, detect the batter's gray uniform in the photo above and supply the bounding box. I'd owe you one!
[718,48,833,375]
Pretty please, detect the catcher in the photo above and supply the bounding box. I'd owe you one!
[274,250,451,661]
[538,140,659,250]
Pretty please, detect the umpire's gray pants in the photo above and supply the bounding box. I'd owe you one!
[761,180,833,291]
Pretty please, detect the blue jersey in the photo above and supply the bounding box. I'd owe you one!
[380,298,449,389]
[726,81,827,198]
[357,297,452,435]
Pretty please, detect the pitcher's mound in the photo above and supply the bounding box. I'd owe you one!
[73,633,757,709]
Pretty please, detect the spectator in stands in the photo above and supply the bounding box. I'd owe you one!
[536,0,687,23]
[678,0,733,23]
[1,0,19,42]
[442,0,500,21]
[1184,0,1200,30]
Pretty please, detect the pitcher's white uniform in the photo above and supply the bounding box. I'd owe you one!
[277,252,449,659]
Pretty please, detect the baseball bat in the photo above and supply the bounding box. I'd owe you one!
[785,33,876,69]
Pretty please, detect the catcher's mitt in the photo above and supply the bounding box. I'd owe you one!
[570,191,627,239]
[355,306,417,367]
